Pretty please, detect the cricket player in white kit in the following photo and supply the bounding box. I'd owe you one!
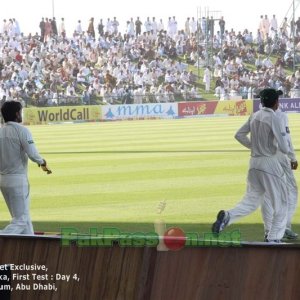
[261,109,298,239]
[0,101,51,235]
[212,89,291,242]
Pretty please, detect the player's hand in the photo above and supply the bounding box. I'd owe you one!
[291,160,298,170]
[39,160,52,174]
[41,165,52,174]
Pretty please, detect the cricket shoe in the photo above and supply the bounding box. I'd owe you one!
[212,210,230,234]
[264,230,269,241]
[265,239,282,243]
[283,228,298,240]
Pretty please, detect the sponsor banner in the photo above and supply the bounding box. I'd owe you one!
[23,106,102,125]
[102,103,178,120]
[179,100,252,117]
[253,99,260,112]
[254,98,300,113]
[215,100,253,116]
[178,102,218,117]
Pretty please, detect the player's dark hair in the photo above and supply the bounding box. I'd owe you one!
[1,101,22,122]
[260,89,283,108]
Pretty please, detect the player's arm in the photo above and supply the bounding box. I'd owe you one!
[282,113,298,169]
[234,117,251,149]
[20,127,52,174]
[272,114,289,155]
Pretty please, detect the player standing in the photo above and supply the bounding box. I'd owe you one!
[0,101,51,235]
[261,108,298,240]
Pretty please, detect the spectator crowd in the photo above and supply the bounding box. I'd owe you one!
[0,14,300,106]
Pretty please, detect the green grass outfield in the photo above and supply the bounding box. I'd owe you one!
[0,115,299,242]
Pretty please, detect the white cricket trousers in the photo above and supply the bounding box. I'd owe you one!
[228,156,288,240]
[0,174,34,234]
[262,154,298,231]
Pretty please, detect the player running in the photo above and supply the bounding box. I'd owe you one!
[212,89,291,242]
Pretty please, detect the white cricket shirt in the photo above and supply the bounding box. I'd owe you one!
[0,122,44,175]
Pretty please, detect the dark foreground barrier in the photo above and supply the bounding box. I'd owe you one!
[0,235,300,300]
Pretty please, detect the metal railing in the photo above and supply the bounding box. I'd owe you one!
[15,92,204,107]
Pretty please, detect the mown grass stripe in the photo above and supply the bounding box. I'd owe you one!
[0,115,298,241]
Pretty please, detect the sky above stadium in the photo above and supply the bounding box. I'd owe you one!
[0,0,296,36]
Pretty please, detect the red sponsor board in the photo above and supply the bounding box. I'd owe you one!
[178,101,218,117]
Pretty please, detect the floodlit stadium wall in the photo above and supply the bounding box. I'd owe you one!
[23,99,300,124]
